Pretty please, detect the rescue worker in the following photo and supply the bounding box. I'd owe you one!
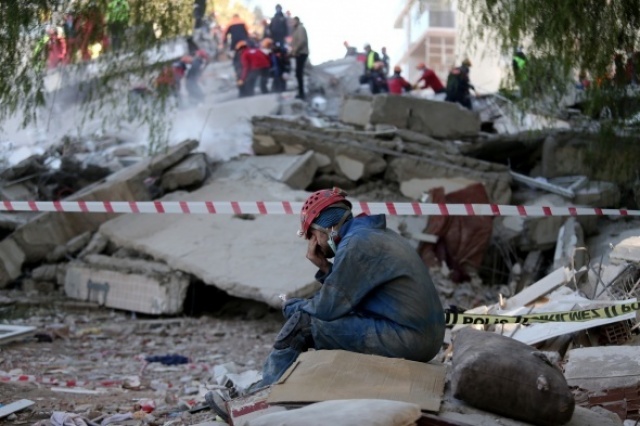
[380,46,390,76]
[234,40,248,96]
[258,187,445,386]
[512,48,527,83]
[414,62,445,94]
[156,59,187,101]
[184,49,209,103]
[106,0,129,51]
[290,16,309,100]
[360,43,380,84]
[445,58,474,110]
[388,66,412,95]
[46,27,67,69]
[343,41,357,58]
[62,12,76,63]
[265,38,290,93]
[223,14,249,54]
[269,4,289,46]
[369,61,389,94]
[239,43,271,97]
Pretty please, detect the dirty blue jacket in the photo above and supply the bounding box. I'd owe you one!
[283,214,445,362]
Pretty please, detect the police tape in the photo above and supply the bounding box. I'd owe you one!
[1,200,639,217]
[445,300,640,326]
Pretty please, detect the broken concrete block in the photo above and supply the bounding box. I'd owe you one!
[240,153,318,190]
[610,236,640,264]
[66,231,92,255]
[564,346,640,392]
[334,146,386,181]
[280,151,318,190]
[399,177,480,201]
[0,213,26,232]
[386,157,511,205]
[78,233,109,258]
[99,168,320,308]
[0,239,26,287]
[0,154,45,181]
[552,218,586,271]
[0,182,38,202]
[64,255,189,315]
[22,279,56,293]
[501,193,598,251]
[505,267,571,310]
[252,134,283,156]
[160,153,208,192]
[148,139,199,174]
[56,263,67,286]
[339,94,373,127]
[370,96,480,139]
[573,181,620,208]
[31,264,58,282]
[0,140,198,288]
[45,246,68,263]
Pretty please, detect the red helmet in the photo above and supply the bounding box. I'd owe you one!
[298,187,352,239]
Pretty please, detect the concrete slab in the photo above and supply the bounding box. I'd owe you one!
[564,346,640,392]
[240,152,318,190]
[610,236,640,264]
[160,153,208,192]
[99,162,318,308]
[370,95,480,139]
[573,181,620,208]
[65,255,189,315]
[340,94,373,127]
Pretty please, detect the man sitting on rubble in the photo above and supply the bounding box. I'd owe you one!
[206,188,445,419]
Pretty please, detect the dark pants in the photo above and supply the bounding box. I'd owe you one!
[108,22,126,51]
[186,79,205,102]
[241,69,260,97]
[258,68,270,94]
[295,54,308,99]
[272,73,287,93]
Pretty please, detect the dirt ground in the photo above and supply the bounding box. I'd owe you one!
[0,291,282,425]
[0,266,504,425]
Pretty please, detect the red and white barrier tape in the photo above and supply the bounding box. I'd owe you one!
[1,200,638,217]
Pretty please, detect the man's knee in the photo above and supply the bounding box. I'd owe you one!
[273,311,314,351]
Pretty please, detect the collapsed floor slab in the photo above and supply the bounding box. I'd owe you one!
[99,163,319,308]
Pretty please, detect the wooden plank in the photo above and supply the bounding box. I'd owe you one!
[0,399,35,418]
[505,267,569,309]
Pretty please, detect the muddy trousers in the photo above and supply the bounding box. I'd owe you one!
[259,313,443,387]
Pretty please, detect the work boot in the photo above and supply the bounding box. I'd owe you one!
[205,390,229,423]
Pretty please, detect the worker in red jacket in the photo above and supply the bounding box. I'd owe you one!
[415,62,445,94]
[387,66,413,95]
[239,45,272,97]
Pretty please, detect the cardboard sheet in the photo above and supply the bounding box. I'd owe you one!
[267,350,446,412]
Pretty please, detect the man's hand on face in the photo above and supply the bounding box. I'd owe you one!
[306,235,331,274]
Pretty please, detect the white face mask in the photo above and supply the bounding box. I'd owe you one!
[327,229,338,256]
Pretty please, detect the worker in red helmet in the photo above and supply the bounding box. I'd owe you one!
[414,62,445,94]
[388,65,413,95]
[256,187,445,386]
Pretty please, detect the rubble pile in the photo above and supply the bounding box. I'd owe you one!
[1,64,640,425]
